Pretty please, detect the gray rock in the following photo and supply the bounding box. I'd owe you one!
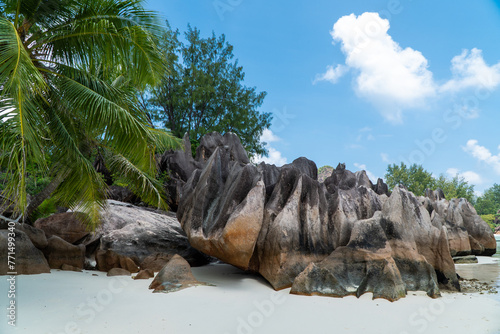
[0,230,50,275]
[86,200,209,266]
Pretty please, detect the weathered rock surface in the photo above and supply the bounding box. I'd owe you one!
[134,269,155,279]
[426,193,496,256]
[83,200,210,267]
[107,268,131,276]
[291,187,459,301]
[149,255,211,293]
[175,132,496,300]
[34,212,90,244]
[43,236,85,269]
[95,249,139,273]
[0,230,50,275]
[140,253,173,272]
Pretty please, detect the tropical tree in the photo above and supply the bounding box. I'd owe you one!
[475,184,500,215]
[0,0,180,226]
[385,163,435,196]
[147,22,271,157]
[434,174,475,204]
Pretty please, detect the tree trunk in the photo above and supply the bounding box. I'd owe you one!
[25,173,65,224]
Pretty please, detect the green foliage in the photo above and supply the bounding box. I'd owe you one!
[147,22,271,157]
[434,174,475,204]
[481,214,498,232]
[0,0,181,225]
[385,163,436,196]
[385,163,476,202]
[31,198,58,222]
[475,184,500,215]
[318,165,334,174]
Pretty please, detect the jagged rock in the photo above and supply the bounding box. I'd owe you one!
[140,253,173,272]
[34,212,90,244]
[283,157,318,180]
[428,197,496,256]
[82,200,209,267]
[195,132,250,164]
[149,255,211,293]
[291,187,459,301]
[175,132,494,300]
[134,269,155,279]
[96,249,139,273]
[107,268,131,276]
[43,236,85,269]
[179,148,265,269]
[373,178,390,196]
[0,230,50,275]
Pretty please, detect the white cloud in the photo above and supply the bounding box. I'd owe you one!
[253,129,287,166]
[353,162,377,182]
[441,48,500,92]
[326,12,436,122]
[314,64,348,84]
[257,147,287,166]
[446,167,483,185]
[260,128,280,144]
[380,153,391,163]
[318,13,500,123]
[463,139,500,174]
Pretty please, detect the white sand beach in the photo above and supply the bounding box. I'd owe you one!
[1,258,500,334]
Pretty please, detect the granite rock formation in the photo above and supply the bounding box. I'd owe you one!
[175,132,496,300]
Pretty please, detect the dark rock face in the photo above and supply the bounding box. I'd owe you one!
[149,254,211,293]
[43,236,85,269]
[176,132,495,300]
[85,200,209,267]
[34,212,90,244]
[0,230,50,275]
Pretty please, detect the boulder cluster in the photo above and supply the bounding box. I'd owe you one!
[174,132,496,301]
[0,131,496,301]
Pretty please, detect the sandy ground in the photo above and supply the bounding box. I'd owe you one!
[1,259,500,334]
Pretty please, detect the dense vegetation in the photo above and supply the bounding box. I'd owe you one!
[385,163,475,202]
[143,22,271,157]
[0,0,180,225]
[0,1,271,225]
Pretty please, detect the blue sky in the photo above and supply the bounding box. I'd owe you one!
[145,0,500,194]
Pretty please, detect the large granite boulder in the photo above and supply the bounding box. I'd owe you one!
[43,236,85,269]
[34,212,90,244]
[0,230,50,275]
[175,132,494,300]
[84,200,209,266]
[0,222,48,249]
[149,254,211,293]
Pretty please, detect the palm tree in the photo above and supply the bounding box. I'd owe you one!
[0,0,180,226]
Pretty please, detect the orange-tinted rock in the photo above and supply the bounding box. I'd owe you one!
[134,269,154,279]
[96,249,139,273]
[140,253,173,272]
[34,212,89,244]
[43,236,85,269]
[107,268,131,276]
[149,255,211,293]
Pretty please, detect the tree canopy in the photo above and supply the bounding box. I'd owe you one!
[475,184,500,215]
[146,22,271,157]
[384,163,475,203]
[385,163,435,196]
[0,0,180,225]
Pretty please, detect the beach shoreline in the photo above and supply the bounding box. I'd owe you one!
[1,260,500,334]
